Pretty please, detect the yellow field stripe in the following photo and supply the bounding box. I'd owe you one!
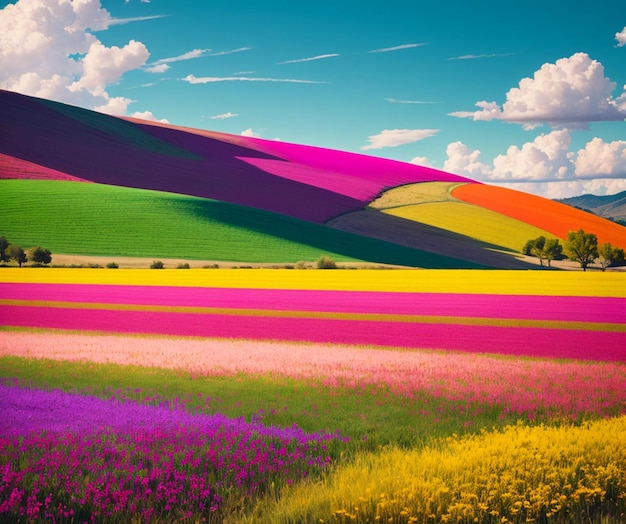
[2,299,624,332]
[1,268,625,297]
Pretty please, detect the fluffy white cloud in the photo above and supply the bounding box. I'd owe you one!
[491,130,574,181]
[361,129,438,150]
[442,132,626,198]
[443,142,492,179]
[130,110,169,123]
[575,137,626,177]
[409,156,432,167]
[616,26,626,47]
[450,53,626,129]
[241,128,260,137]
[0,0,149,115]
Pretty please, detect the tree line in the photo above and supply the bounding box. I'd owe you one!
[524,228,625,271]
[0,237,52,267]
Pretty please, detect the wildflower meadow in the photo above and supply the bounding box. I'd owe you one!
[1,268,625,523]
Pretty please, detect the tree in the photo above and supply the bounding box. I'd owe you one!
[7,244,27,267]
[523,236,562,267]
[29,246,52,265]
[316,255,338,269]
[0,236,9,263]
[542,238,563,268]
[598,242,626,271]
[563,229,598,271]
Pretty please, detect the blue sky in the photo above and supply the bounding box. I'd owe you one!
[1,0,625,199]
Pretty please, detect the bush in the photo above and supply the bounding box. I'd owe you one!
[316,255,338,269]
[176,263,190,269]
[150,260,165,269]
[106,262,119,269]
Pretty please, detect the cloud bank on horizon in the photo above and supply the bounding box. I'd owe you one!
[0,0,625,199]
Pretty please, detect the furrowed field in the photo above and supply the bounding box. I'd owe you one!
[1,269,625,523]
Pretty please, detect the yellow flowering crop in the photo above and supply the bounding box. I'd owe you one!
[1,268,624,297]
[247,416,626,523]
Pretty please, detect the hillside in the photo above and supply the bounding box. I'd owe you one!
[1,89,624,269]
[557,191,626,223]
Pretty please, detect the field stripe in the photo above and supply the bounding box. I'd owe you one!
[2,283,624,323]
[1,269,625,296]
[1,300,624,332]
[2,306,625,361]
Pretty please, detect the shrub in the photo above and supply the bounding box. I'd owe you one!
[177,263,190,269]
[106,262,119,269]
[150,260,165,269]
[316,255,338,269]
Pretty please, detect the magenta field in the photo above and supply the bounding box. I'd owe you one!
[1,281,625,361]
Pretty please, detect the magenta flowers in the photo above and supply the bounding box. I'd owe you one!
[0,383,341,522]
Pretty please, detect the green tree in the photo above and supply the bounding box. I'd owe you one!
[542,238,563,268]
[523,236,562,267]
[29,246,52,265]
[7,244,27,267]
[563,229,598,271]
[598,242,626,271]
[0,236,9,263]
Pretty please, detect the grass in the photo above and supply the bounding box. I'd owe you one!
[369,181,462,208]
[0,354,512,454]
[0,180,476,268]
[385,201,556,254]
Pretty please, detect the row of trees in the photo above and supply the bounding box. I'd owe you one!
[0,237,52,267]
[523,229,625,271]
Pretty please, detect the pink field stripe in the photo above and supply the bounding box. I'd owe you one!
[2,305,624,361]
[2,284,624,324]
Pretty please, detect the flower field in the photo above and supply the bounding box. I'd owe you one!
[1,268,625,523]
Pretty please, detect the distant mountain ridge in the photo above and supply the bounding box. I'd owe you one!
[556,192,626,224]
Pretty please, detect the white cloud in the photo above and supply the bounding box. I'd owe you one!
[443,142,493,179]
[369,43,426,53]
[144,63,169,74]
[241,128,260,137]
[616,26,626,47]
[491,130,574,181]
[182,74,325,84]
[209,47,253,56]
[0,0,150,115]
[130,110,168,123]
[447,52,516,60]
[386,98,439,104]
[148,48,211,66]
[442,132,626,198]
[449,53,626,129]
[409,156,432,167]
[109,15,166,26]
[278,53,340,64]
[575,137,626,178]
[361,129,439,150]
[211,112,238,120]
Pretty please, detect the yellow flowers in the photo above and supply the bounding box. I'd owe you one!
[1,267,624,297]
[249,416,626,523]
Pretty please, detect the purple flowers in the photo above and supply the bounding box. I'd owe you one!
[0,384,342,522]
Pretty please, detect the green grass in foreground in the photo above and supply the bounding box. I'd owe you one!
[0,355,511,454]
[0,180,481,268]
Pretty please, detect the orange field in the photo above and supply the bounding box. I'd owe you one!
[453,183,626,249]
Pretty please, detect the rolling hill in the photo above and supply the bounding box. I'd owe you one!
[1,89,624,268]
